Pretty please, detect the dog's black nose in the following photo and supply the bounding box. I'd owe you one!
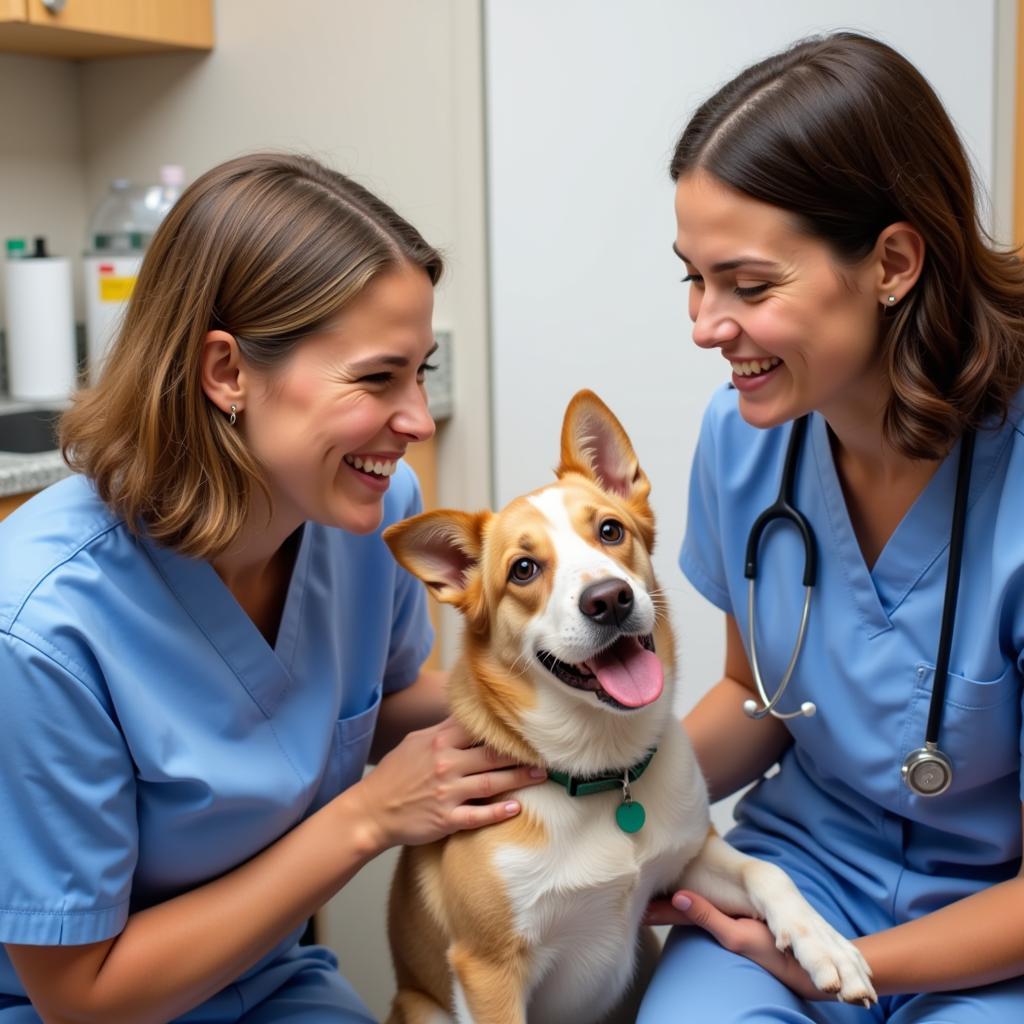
[579,578,634,627]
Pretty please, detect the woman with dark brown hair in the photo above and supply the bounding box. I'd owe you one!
[0,153,545,1022]
[640,32,1024,1021]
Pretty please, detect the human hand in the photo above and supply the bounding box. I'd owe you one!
[351,715,547,850]
[644,890,853,1003]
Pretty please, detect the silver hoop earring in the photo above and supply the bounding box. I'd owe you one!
[228,404,237,427]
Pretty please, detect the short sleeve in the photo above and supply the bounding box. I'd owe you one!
[382,468,435,693]
[679,395,733,614]
[0,630,137,945]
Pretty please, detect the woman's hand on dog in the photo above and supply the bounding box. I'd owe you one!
[351,716,547,851]
[645,890,829,1002]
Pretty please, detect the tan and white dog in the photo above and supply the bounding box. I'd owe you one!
[382,390,875,1024]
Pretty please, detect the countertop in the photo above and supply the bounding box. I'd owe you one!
[0,398,71,498]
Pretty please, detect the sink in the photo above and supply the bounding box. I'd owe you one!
[0,408,62,454]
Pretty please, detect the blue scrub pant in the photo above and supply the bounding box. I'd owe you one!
[638,925,1024,1022]
[0,945,375,1023]
[216,944,376,1023]
[233,946,375,1023]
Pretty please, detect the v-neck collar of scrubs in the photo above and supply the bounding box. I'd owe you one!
[808,413,1006,638]
[141,525,311,717]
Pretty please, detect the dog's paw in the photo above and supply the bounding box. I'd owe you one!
[767,904,877,1006]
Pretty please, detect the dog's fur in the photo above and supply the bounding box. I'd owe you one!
[383,391,875,1023]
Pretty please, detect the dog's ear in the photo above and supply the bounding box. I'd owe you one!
[557,390,651,505]
[383,509,490,611]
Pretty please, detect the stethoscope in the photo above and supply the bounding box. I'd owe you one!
[742,414,976,798]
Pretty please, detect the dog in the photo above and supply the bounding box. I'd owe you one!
[382,390,876,1023]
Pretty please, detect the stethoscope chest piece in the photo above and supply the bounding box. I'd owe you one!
[901,743,953,797]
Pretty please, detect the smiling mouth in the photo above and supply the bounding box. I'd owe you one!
[731,357,781,378]
[537,634,659,709]
[343,454,399,478]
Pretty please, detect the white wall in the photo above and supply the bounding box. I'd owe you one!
[484,0,1008,836]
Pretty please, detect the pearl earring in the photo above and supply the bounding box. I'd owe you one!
[887,295,897,305]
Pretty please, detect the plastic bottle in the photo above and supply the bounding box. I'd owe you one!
[82,167,186,381]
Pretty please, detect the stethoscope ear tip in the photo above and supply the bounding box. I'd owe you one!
[742,698,760,718]
[800,701,817,717]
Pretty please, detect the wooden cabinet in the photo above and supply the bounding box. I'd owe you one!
[0,0,213,59]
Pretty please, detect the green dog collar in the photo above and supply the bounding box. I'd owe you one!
[546,747,656,797]
[546,748,656,834]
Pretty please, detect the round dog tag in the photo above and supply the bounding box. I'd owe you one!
[616,799,646,834]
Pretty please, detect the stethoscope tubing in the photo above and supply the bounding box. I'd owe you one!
[744,415,817,588]
[746,578,815,720]
[743,415,818,721]
[923,428,976,745]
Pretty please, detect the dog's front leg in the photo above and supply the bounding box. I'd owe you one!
[447,942,528,1024]
[677,831,877,1005]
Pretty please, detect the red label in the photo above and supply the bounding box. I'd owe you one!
[99,263,115,274]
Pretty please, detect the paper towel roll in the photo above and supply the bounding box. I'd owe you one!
[4,256,77,401]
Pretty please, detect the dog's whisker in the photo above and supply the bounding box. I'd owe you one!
[508,653,534,679]
[504,650,530,678]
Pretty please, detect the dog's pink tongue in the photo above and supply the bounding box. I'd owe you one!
[584,638,663,708]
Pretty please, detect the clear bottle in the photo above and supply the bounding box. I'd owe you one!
[82,169,186,380]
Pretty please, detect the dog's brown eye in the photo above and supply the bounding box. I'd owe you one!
[509,557,540,584]
[599,519,625,545]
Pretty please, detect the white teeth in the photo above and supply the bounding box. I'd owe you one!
[732,357,781,377]
[344,454,398,477]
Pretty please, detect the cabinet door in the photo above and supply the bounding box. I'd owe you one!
[0,0,213,58]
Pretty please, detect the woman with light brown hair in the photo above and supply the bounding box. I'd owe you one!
[641,32,1024,1022]
[0,152,544,1022]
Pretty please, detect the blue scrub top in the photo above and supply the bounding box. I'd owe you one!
[0,466,432,1005]
[681,384,1024,937]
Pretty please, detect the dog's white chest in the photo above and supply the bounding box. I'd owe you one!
[491,735,707,1020]
[500,744,704,931]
